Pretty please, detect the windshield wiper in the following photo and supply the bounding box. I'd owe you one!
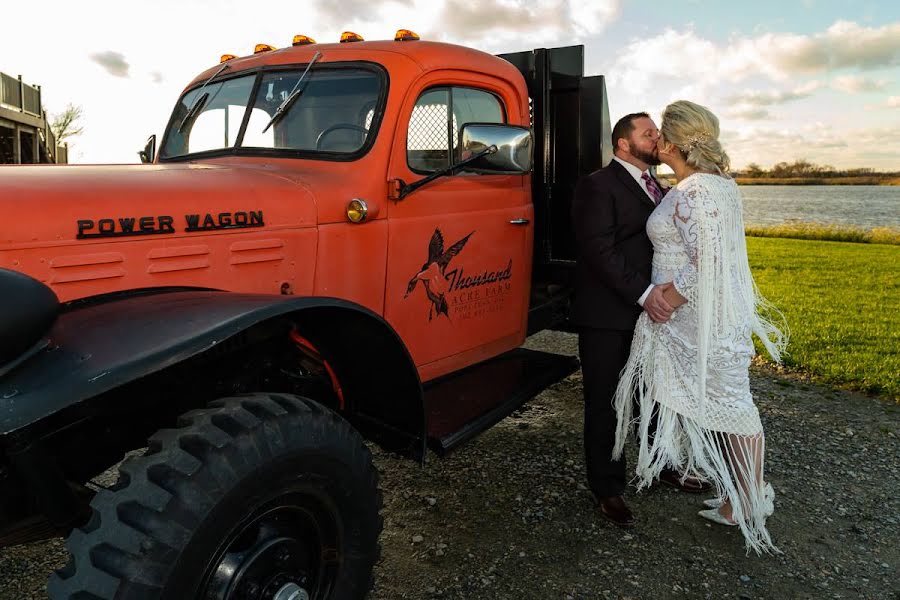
[178,62,230,132]
[262,51,322,134]
[178,92,209,133]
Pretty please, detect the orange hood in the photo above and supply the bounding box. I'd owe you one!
[0,163,318,247]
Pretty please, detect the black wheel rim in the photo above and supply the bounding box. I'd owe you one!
[200,490,341,600]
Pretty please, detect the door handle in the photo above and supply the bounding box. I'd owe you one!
[509,218,530,225]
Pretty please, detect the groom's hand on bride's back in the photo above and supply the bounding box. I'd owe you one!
[644,283,675,323]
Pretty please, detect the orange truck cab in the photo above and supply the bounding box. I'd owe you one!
[0,34,611,599]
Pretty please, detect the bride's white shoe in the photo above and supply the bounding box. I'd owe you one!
[698,507,737,526]
[701,483,775,515]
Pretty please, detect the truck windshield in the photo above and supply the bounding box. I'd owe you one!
[160,66,382,159]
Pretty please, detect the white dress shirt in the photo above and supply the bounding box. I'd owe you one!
[611,156,656,306]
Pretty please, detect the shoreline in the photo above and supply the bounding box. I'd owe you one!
[735,177,900,186]
[659,176,900,186]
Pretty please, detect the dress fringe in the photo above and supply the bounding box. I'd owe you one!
[613,318,779,555]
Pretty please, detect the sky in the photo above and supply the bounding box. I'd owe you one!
[1,0,898,170]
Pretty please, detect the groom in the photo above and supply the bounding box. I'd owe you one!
[571,112,710,528]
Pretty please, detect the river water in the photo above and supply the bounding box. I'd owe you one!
[739,185,900,228]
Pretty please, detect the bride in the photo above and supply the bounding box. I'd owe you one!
[612,100,787,554]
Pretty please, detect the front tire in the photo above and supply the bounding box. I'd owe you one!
[48,393,382,600]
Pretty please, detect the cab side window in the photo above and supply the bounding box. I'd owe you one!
[407,87,504,173]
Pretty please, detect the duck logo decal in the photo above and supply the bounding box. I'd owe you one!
[405,228,473,321]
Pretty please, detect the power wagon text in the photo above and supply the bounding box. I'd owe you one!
[76,211,265,239]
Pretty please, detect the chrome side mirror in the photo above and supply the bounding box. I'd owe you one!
[459,124,532,174]
[138,134,157,164]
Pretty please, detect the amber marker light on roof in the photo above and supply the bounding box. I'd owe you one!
[220,54,237,63]
[254,43,277,54]
[293,35,316,46]
[394,29,420,41]
[340,31,364,43]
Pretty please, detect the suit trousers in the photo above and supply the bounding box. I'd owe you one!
[578,327,657,498]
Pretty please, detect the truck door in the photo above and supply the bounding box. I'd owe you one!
[384,78,533,382]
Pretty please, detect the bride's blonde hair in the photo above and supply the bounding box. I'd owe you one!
[661,100,730,175]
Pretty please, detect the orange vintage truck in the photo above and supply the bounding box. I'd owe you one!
[0,32,611,599]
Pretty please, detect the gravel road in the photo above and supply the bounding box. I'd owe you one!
[1,330,898,599]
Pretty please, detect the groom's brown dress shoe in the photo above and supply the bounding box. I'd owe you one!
[596,495,636,528]
[658,469,712,494]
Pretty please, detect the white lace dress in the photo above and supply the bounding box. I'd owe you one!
[612,173,786,554]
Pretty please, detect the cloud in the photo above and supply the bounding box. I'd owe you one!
[731,20,900,78]
[831,75,888,93]
[567,0,622,36]
[436,0,565,39]
[607,29,718,97]
[608,20,900,97]
[727,81,823,107]
[432,0,621,42]
[818,140,850,149]
[864,95,900,110]
[304,0,621,47]
[724,126,836,168]
[312,0,414,28]
[722,122,900,169]
[89,51,130,78]
[728,107,772,121]
[820,20,900,70]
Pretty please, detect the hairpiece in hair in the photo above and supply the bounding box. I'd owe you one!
[683,130,712,152]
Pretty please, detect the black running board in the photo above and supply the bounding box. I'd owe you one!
[424,347,579,455]
[0,514,65,548]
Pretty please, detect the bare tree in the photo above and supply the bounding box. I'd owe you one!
[744,163,763,178]
[50,103,84,143]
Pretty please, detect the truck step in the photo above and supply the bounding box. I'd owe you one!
[0,515,62,547]
[424,348,579,455]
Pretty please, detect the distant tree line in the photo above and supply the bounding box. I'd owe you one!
[735,160,898,178]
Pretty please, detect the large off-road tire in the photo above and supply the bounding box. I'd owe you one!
[48,393,382,600]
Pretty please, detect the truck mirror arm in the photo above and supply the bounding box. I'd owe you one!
[390,145,497,201]
[138,135,157,164]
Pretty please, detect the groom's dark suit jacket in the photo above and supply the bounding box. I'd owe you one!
[570,158,658,331]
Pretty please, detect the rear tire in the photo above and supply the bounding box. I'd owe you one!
[48,393,382,600]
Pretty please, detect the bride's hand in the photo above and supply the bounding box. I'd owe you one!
[662,282,688,309]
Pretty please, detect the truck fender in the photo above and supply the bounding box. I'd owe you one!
[0,269,59,368]
[0,290,425,460]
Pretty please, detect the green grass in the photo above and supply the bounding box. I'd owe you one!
[745,223,900,245]
[748,237,900,400]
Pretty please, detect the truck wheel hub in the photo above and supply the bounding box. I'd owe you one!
[202,498,337,600]
[273,582,311,600]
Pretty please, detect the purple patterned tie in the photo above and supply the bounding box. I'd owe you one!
[641,172,663,205]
